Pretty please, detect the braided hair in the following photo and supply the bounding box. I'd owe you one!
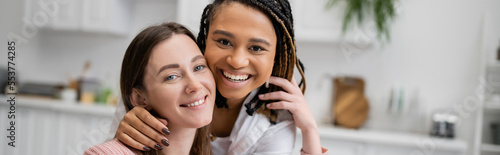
[197,0,306,124]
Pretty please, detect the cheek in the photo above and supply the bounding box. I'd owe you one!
[204,48,222,71]
[260,61,274,78]
[201,72,216,90]
[261,52,276,76]
[147,86,179,115]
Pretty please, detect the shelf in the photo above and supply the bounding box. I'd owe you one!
[308,124,468,152]
[482,143,500,153]
[485,100,500,110]
[0,95,116,116]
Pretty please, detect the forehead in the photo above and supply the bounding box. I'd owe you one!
[148,34,201,67]
[210,2,276,39]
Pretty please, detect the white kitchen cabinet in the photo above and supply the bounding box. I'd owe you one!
[291,0,342,42]
[81,0,131,34]
[0,96,115,155]
[24,0,132,35]
[50,0,81,30]
[290,0,374,45]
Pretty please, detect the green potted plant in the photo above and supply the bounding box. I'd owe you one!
[326,0,397,43]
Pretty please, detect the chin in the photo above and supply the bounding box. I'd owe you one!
[191,111,214,128]
[188,118,212,128]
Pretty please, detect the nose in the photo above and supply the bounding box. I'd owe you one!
[185,73,203,94]
[226,48,249,69]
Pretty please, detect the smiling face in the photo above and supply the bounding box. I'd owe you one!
[140,34,216,128]
[204,2,277,102]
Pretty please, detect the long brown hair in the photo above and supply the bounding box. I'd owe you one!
[120,22,212,155]
[197,0,306,124]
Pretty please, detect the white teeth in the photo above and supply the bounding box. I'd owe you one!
[223,71,249,82]
[186,98,205,107]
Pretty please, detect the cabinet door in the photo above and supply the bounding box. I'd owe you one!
[24,0,130,34]
[50,0,81,30]
[23,0,81,30]
[81,0,131,35]
[291,0,342,42]
[290,0,373,44]
[81,0,109,32]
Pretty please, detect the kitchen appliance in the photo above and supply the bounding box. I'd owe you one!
[18,83,62,97]
[430,111,457,138]
[78,77,100,103]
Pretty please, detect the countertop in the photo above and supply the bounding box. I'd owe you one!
[0,95,115,117]
[296,124,468,152]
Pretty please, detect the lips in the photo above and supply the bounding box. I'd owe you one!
[221,70,251,82]
[180,96,207,107]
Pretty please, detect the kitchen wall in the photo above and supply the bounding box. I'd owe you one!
[298,1,500,154]
[1,0,500,154]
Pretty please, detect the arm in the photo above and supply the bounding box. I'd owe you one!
[259,76,323,155]
[114,106,171,151]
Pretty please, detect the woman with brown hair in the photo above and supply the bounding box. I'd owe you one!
[84,22,215,155]
[113,0,327,154]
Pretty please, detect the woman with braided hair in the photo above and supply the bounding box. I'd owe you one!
[112,0,327,154]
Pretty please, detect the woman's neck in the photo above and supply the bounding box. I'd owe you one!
[159,125,197,155]
[226,94,248,110]
[210,95,247,137]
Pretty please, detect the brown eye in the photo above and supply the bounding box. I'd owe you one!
[250,46,264,52]
[217,39,231,46]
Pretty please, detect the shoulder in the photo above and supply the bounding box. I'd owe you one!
[252,109,296,137]
[84,139,137,155]
[248,119,296,153]
[257,113,296,145]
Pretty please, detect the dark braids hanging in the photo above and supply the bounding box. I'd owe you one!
[197,0,306,124]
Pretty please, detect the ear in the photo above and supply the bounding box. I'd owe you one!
[130,88,152,110]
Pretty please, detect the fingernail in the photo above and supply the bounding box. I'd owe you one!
[259,94,264,98]
[161,139,170,146]
[143,146,151,151]
[162,128,170,135]
[265,80,270,88]
[154,144,163,150]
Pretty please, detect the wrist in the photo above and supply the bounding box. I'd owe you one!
[300,125,319,136]
[299,121,318,133]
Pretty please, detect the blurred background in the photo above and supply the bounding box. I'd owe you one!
[0,0,499,155]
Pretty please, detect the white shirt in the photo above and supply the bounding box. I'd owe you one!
[110,89,296,155]
[211,89,297,155]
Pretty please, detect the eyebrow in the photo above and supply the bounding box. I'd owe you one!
[157,64,179,75]
[213,30,234,38]
[213,30,271,47]
[191,55,205,62]
[156,55,205,75]
[249,38,271,46]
